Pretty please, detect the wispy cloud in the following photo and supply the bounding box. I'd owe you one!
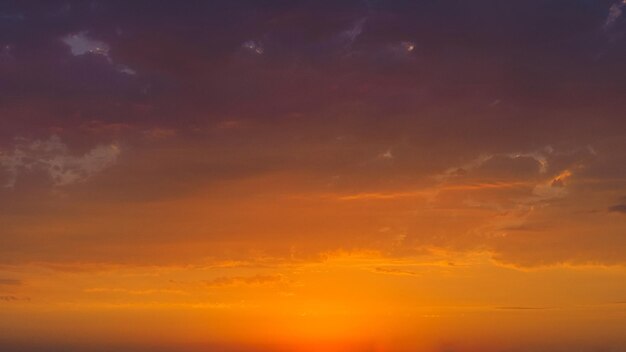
[496,306,551,310]
[608,198,626,214]
[62,31,137,74]
[604,1,626,30]
[373,266,420,276]
[0,278,21,286]
[204,274,284,288]
[0,295,29,302]
[340,17,367,46]
[0,135,120,188]
[84,288,187,295]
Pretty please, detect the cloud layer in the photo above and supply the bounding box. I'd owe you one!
[0,0,625,269]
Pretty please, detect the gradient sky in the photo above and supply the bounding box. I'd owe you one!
[2,1,626,351]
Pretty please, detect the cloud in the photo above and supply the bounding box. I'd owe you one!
[496,306,551,310]
[0,135,120,188]
[241,40,264,55]
[142,128,177,140]
[62,31,110,58]
[0,295,29,302]
[609,199,626,214]
[340,17,366,46]
[0,295,19,302]
[438,147,593,212]
[0,12,24,22]
[401,41,415,52]
[328,17,367,52]
[84,288,186,295]
[0,1,625,271]
[440,150,549,181]
[62,31,137,75]
[0,278,21,286]
[379,149,393,159]
[530,169,572,202]
[475,155,543,179]
[204,274,284,288]
[604,1,626,30]
[373,267,420,276]
[116,65,137,75]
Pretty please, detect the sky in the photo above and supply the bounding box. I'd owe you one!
[1,0,626,351]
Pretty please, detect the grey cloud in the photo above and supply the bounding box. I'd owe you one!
[604,1,626,30]
[340,17,366,45]
[330,17,367,52]
[62,31,110,57]
[609,203,626,214]
[0,135,120,188]
[241,40,264,55]
[62,31,137,75]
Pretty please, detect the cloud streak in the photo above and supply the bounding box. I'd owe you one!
[0,279,21,286]
[204,275,285,288]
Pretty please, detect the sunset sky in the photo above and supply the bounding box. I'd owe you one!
[2,1,626,351]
